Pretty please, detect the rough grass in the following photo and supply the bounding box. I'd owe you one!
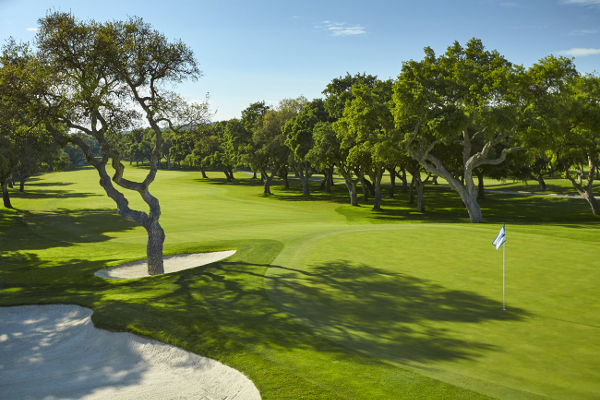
[1,166,599,399]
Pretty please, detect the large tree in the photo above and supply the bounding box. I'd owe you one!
[283,98,328,196]
[34,12,209,274]
[547,73,600,215]
[393,39,577,222]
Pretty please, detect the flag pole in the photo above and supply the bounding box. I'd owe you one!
[503,236,506,311]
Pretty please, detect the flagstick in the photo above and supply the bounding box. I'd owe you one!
[503,240,506,311]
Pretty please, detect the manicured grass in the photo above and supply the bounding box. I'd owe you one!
[1,166,599,399]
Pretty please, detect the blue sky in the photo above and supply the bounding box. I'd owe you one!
[1,0,599,121]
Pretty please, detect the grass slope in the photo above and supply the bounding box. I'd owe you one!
[1,166,599,399]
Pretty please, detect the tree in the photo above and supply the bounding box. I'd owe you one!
[547,73,600,214]
[35,12,210,275]
[393,39,577,222]
[323,72,379,206]
[283,98,328,196]
[334,80,404,211]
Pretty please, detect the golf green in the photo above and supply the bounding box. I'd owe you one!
[266,226,600,399]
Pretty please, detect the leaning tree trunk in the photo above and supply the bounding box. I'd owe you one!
[536,174,546,191]
[2,180,12,208]
[199,167,208,179]
[345,180,359,206]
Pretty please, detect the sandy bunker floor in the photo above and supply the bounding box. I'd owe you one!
[0,304,260,399]
[95,250,237,279]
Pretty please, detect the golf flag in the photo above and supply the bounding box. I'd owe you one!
[492,225,506,250]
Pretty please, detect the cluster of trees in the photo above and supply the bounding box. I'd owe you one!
[171,40,599,221]
[1,11,598,274]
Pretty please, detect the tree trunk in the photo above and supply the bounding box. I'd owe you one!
[261,167,274,194]
[199,167,208,179]
[283,175,290,190]
[228,167,235,180]
[415,177,425,212]
[536,174,546,191]
[325,167,333,193]
[145,219,165,275]
[388,167,396,198]
[2,180,12,208]
[300,176,310,195]
[319,177,326,190]
[368,168,384,211]
[19,178,25,192]
[263,175,273,194]
[397,168,408,192]
[361,177,369,202]
[409,177,415,204]
[224,169,232,181]
[476,170,485,200]
[345,180,358,206]
[7,178,13,189]
[167,156,171,170]
[253,171,257,179]
[432,176,438,185]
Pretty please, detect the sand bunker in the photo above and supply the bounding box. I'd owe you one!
[95,250,236,279]
[0,304,260,399]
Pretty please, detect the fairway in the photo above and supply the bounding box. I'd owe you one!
[2,166,599,399]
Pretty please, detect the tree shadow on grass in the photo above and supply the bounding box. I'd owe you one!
[0,208,139,253]
[111,243,529,368]
[264,260,529,365]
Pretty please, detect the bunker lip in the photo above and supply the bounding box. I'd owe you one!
[95,250,237,279]
[0,304,260,400]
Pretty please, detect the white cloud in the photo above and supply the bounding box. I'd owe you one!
[559,47,600,56]
[316,21,366,37]
[562,0,600,4]
[570,29,599,35]
[26,28,39,31]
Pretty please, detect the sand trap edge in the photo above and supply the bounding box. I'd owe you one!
[95,250,236,280]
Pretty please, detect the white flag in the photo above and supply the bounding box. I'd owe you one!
[492,225,506,250]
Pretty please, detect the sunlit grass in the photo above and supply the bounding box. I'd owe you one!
[1,165,599,399]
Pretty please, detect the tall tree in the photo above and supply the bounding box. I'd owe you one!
[35,12,209,274]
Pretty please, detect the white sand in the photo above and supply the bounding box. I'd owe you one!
[95,250,237,280]
[0,304,261,399]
